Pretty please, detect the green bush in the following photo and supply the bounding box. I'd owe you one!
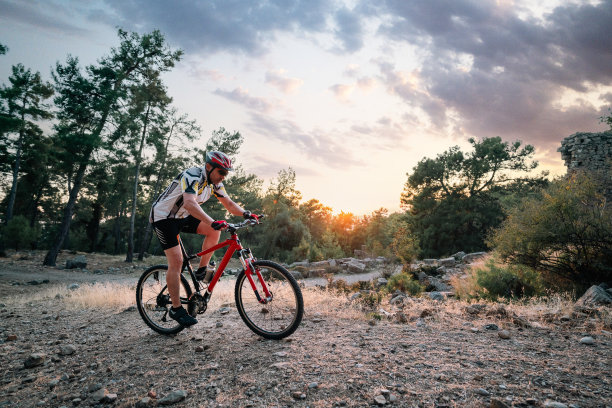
[463,260,544,300]
[489,172,612,286]
[2,215,40,250]
[386,272,424,296]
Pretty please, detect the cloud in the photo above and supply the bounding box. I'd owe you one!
[333,6,364,53]
[100,0,335,56]
[0,0,89,35]
[329,83,355,101]
[265,70,303,94]
[247,112,360,168]
[213,87,273,112]
[370,0,612,149]
[248,155,318,180]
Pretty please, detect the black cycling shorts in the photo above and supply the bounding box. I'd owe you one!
[152,216,202,250]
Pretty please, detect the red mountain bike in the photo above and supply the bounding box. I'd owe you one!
[136,218,304,339]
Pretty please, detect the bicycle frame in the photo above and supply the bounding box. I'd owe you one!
[178,229,272,304]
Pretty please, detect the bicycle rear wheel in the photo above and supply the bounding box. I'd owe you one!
[235,260,304,340]
[136,265,195,335]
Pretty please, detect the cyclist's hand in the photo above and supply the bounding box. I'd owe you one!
[243,211,261,223]
[211,220,228,230]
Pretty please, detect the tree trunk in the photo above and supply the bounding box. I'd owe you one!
[137,121,175,260]
[126,104,150,263]
[113,203,124,255]
[5,109,26,224]
[43,157,89,266]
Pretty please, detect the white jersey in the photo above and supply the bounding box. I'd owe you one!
[150,166,228,223]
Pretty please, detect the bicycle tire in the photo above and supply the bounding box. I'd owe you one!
[136,264,195,335]
[235,260,304,339]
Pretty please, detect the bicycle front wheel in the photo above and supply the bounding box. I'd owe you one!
[136,264,195,335]
[235,260,304,339]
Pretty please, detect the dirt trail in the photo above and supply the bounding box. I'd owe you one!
[0,251,610,407]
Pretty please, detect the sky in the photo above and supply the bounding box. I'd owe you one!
[1,0,611,215]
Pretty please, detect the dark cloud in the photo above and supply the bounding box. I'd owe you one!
[370,0,612,148]
[101,0,334,55]
[247,112,360,168]
[0,0,89,35]
[333,7,364,53]
[213,88,273,112]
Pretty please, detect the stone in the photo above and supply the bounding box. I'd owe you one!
[24,353,46,368]
[575,285,612,307]
[311,260,331,268]
[490,400,510,408]
[158,390,188,405]
[67,283,80,291]
[498,330,511,339]
[462,252,487,263]
[579,336,594,345]
[91,388,110,402]
[475,388,490,396]
[466,304,486,315]
[543,401,568,408]
[376,278,388,288]
[6,334,17,341]
[136,397,152,408]
[58,344,77,356]
[484,324,499,331]
[291,391,306,399]
[451,251,466,260]
[438,257,456,267]
[427,291,444,301]
[288,270,303,280]
[66,255,87,269]
[346,259,367,274]
[374,395,387,405]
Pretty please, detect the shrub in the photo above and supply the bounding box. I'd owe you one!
[1,216,40,250]
[489,172,612,287]
[390,225,420,264]
[386,272,424,296]
[453,259,544,300]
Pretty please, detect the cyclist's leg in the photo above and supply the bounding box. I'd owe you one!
[164,245,184,308]
[194,219,221,269]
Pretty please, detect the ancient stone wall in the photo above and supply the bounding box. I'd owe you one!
[558,131,612,199]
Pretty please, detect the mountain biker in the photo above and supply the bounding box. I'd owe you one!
[149,151,260,327]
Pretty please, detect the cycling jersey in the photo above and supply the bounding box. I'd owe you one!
[150,166,228,223]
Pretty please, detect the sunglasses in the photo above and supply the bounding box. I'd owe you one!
[217,169,229,177]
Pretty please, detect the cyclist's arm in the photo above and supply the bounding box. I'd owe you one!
[182,193,214,224]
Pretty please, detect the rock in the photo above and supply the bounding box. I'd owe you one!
[136,397,152,408]
[91,388,110,402]
[291,391,306,400]
[575,285,612,306]
[579,336,594,345]
[6,334,17,341]
[58,344,77,356]
[195,346,205,352]
[374,395,387,405]
[427,291,445,301]
[490,400,510,408]
[438,257,456,267]
[66,255,87,269]
[24,353,46,368]
[426,276,452,292]
[394,312,408,323]
[390,295,407,306]
[67,283,80,291]
[308,268,327,278]
[498,330,511,339]
[543,401,568,408]
[462,252,487,263]
[158,390,188,405]
[311,260,331,268]
[376,278,388,288]
[466,304,486,315]
[484,324,499,331]
[346,260,366,274]
[475,388,490,396]
[308,382,319,389]
[288,270,303,280]
[451,251,466,260]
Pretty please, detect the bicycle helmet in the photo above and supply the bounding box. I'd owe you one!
[205,151,233,171]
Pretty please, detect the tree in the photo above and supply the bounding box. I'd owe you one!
[43,29,182,266]
[402,137,547,257]
[0,64,53,223]
[0,43,7,55]
[489,172,612,288]
[137,109,200,259]
[120,70,172,262]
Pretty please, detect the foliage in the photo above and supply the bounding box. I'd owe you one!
[402,136,547,258]
[1,215,40,250]
[489,172,612,287]
[453,259,544,300]
[386,272,423,296]
[600,108,612,130]
[390,223,420,264]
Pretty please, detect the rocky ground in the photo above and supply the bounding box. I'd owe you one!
[0,251,610,408]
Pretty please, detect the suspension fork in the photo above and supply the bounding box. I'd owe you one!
[240,250,272,303]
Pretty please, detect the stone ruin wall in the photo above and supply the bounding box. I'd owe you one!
[558,131,612,200]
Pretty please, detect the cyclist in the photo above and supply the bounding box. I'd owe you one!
[149,151,260,327]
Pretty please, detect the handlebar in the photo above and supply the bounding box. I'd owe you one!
[226,215,265,233]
